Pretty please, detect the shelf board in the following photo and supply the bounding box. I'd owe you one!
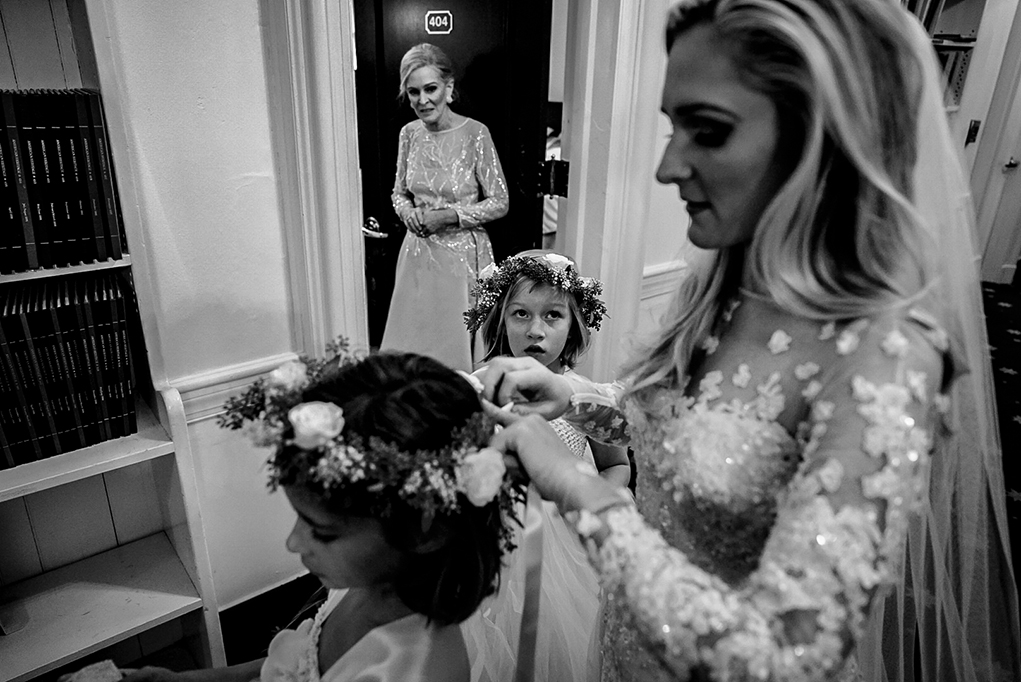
[0,401,173,503]
[0,257,133,285]
[0,532,201,682]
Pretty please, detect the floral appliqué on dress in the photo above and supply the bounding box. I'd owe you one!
[564,311,948,681]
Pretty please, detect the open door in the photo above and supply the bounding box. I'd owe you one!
[353,0,552,347]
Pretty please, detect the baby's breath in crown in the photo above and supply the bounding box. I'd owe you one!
[464,253,607,334]
[217,339,523,549]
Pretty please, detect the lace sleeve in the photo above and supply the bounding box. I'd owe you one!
[577,325,944,680]
[561,373,631,445]
[452,123,509,229]
[391,124,415,223]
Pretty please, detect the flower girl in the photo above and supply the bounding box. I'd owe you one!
[124,345,523,682]
[460,251,630,681]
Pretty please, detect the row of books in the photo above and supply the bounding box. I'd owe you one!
[0,89,126,274]
[0,271,137,468]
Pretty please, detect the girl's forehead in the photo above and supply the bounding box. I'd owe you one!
[509,281,570,304]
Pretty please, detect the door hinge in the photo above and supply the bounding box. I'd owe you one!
[540,158,569,198]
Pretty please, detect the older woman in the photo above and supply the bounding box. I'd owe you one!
[380,43,509,373]
[481,1,1020,681]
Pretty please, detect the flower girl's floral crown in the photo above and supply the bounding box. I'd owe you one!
[464,253,607,334]
[218,339,523,547]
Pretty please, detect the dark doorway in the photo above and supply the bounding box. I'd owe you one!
[353,0,552,347]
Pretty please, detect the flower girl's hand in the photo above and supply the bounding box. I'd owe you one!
[476,357,573,420]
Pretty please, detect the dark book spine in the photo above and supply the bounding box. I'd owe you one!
[1,92,40,270]
[0,290,20,468]
[3,295,39,465]
[73,90,107,262]
[33,92,69,268]
[86,91,122,259]
[73,276,112,442]
[15,92,58,269]
[0,98,20,274]
[56,278,101,447]
[48,91,92,267]
[18,284,61,458]
[106,274,135,436]
[41,280,87,451]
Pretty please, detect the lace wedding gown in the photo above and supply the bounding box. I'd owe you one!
[564,294,952,681]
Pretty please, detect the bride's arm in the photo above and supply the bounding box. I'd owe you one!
[569,325,943,681]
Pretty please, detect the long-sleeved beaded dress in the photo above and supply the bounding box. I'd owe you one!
[559,294,953,682]
[381,117,508,372]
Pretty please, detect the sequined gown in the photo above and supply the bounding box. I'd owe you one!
[561,295,951,682]
[381,118,509,372]
[462,375,603,681]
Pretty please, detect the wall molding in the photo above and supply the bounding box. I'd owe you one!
[173,353,298,423]
[640,259,686,301]
[260,0,369,356]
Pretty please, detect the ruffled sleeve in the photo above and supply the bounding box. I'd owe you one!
[561,373,630,446]
[391,123,415,224]
[452,123,508,229]
[575,319,946,680]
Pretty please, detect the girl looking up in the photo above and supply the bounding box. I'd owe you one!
[460,250,629,681]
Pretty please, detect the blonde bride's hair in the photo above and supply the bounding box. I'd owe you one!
[622,0,932,400]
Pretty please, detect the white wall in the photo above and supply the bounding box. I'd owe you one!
[549,0,568,102]
[97,0,304,607]
[101,1,293,383]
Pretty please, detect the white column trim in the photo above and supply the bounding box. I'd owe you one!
[262,0,368,355]
[561,0,663,381]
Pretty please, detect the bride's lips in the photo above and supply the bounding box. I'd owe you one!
[684,200,711,217]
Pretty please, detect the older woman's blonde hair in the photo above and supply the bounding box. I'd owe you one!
[397,43,456,101]
[623,0,932,397]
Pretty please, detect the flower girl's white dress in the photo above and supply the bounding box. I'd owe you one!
[461,407,603,681]
[260,589,469,682]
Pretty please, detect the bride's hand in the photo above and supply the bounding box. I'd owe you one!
[484,404,594,507]
[475,357,574,420]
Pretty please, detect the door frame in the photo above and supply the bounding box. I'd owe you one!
[263,0,658,380]
[969,0,1021,282]
[260,0,369,354]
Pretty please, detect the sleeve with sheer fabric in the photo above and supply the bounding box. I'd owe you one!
[391,124,415,224]
[574,324,944,680]
[452,123,509,229]
[561,373,631,446]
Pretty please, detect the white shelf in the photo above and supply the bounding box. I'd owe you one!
[0,401,173,503]
[0,532,201,682]
[0,256,132,285]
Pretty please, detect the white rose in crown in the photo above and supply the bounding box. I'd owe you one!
[457,447,506,506]
[267,360,309,393]
[542,253,572,270]
[289,402,345,450]
[479,263,498,279]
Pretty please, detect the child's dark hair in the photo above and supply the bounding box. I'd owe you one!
[275,352,510,625]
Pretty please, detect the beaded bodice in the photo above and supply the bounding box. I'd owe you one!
[391,117,508,231]
[566,295,952,681]
[625,392,801,584]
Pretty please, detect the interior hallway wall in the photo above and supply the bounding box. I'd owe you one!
[95,0,303,608]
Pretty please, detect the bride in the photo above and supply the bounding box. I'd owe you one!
[480,0,1021,680]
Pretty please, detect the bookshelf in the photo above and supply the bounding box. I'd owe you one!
[0,0,223,677]
[0,534,202,682]
[905,0,988,109]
